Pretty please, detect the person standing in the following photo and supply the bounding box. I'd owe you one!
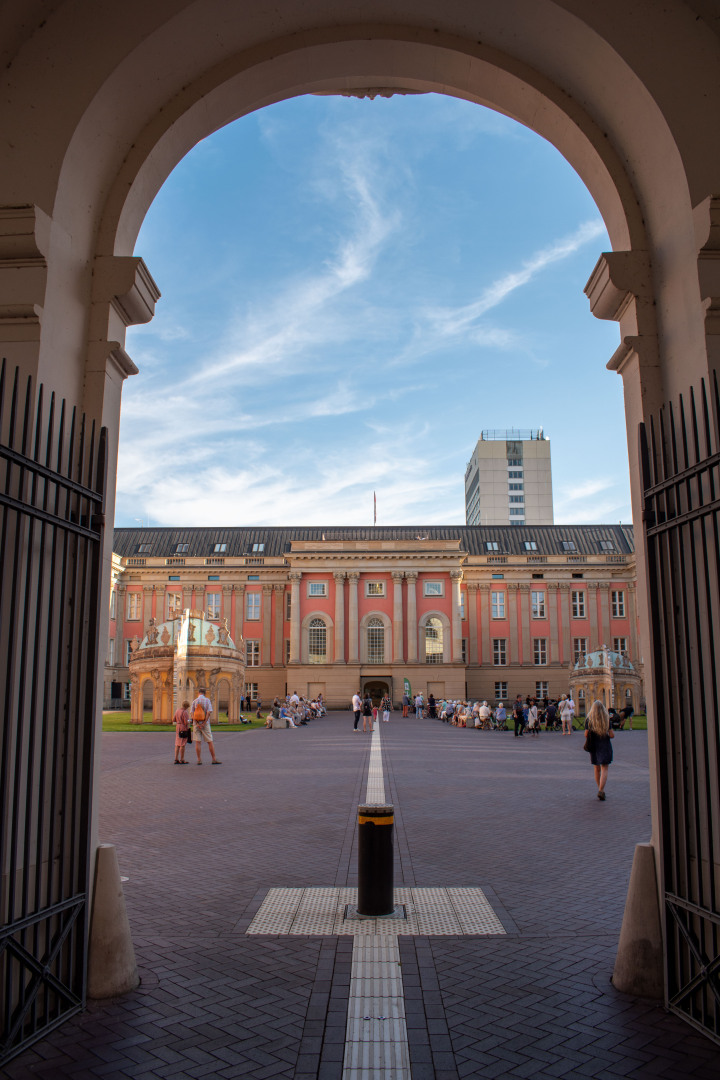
[559,693,575,734]
[352,691,362,731]
[362,693,374,733]
[190,687,221,764]
[381,693,392,723]
[527,699,539,737]
[512,695,525,737]
[414,692,423,718]
[402,691,409,718]
[173,699,191,764]
[584,699,614,800]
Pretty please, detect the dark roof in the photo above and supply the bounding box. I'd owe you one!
[113,524,634,559]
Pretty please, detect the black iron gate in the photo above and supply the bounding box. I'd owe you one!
[0,361,106,1063]
[640,372,720,1044]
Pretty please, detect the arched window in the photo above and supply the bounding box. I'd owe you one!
[308,618,327,663]
[425,617,443,663]
[367,617,384,664]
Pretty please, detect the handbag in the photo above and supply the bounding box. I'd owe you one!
[181,727,192,741]
[583,730,594,753]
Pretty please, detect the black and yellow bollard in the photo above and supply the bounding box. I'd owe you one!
[357,803,394,916]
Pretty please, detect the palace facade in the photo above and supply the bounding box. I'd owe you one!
[106,525,642,715]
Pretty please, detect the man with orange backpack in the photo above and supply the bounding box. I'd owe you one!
[189,687,221,764]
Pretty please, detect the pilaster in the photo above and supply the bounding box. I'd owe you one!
[405,572,418,663]
[289,572,302,663]
[273,583,285,667]
[347,572,360,664]
[467,582,479,665]
[261,585,273,666]
[333,572,346,664]
[450,569,463,662]
[392,571,404,663]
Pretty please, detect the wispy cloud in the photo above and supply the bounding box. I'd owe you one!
[425,219,605,338]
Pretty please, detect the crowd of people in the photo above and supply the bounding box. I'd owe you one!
[265,691,327,728]
[401,691,634,737]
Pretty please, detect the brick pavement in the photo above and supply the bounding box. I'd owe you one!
[5,716,718,1078]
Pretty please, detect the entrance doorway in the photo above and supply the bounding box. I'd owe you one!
[362,679,391,707]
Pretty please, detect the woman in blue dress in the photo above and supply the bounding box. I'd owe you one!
[584,700,614,801]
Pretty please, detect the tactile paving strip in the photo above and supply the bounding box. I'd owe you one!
[246,886,506,936]
[365,724,386,804]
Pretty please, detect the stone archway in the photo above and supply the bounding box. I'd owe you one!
[2,0,720,1053]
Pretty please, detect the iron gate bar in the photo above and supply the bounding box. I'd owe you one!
[0,359,106,1064]
[640,372,720,1044]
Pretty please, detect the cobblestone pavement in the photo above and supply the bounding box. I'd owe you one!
[6,715,718,1078]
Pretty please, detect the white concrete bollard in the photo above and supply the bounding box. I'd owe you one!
[612,841,664,999]
[87,843,139,999]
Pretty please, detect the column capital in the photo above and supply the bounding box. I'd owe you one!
[288,571,302,582]
[391,571,404,582]
[466,581,480,592]
[262,584,273,594]
[333,571,346,582]
[273,582,285,592]
[507,582,519,591]
[405,571,418,583]
[222,585,233,595]
[450,569,463,581]
[347,571,360,583]
[557,582,573,590]
[142,584,154,593]
[116,583,127,594]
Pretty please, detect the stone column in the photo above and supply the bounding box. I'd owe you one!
[289,572,301,663]
[548,586,559,665]
[508,584,520,665]
[392,571,404,662]
[406,572,418,662]
[233,584,245,645]
[347,572,360,664]
[333,572,346,663]
[467,582,479,664]
[274,583,285,667]
[479,584,490,666]
[261,584,272,666]
[519,584,531,666]
[601,584,612,645]
[450,570,463,662]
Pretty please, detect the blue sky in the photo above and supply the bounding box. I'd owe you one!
[119,92,627,527]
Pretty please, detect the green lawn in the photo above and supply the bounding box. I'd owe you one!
[102,711,265,733]
[574,714,647,730]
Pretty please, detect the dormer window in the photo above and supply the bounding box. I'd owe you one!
[213,543,227,553]
[136,543,152,554]
[252,543,264,553]
[486,541,499,552]
[175,543,189,553]
[562,541,576,552]
[600,540,614,551]
[524,541,537,551]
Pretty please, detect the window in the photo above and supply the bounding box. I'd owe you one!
[285,639,290,664]
[127,593,141,620]
[206,594,220,620]
[366,581,385,597]
[611,590,626,617]
[246,640,260,666]
[578,687,585,701]
[124,640,133,665]
[252,542,264,552]
[109,590,116,619]
[509,495,525,503]
[491,572,504,580]
[424,581,443,597]
[600,540,615,551]
[367,617,384,663]
[613,637,628,654]
[494,681,508,699]
[308,581,327,597]
[535,681,549,699]
[308,618,327,663]
[207,574,220,581]
[562,540,577,552]
[461,638,467,663]
[245,682,258,702]
[136,543,152,554]
[175,543,189,553]
[107,638,115,666]
[491,591,505,619]
[573,637,588,664]
[508,459,522,467]
[485,541,499,552]
[285,592,291,621]
[246,592,261,620]
[508,470,523,478]
[509,483,524,490]
[493,639,507,666]
[460,592,466,619]
[524,541,537,551]
[532,573,544,579]
[168,574,180,581]
[571,590,586,618]
[123,681,131,701]
[531,591,546,618]
[533,638,548,665]
[166,591,181,618]
[247,574,259,581]
[425,617,443,663]
[212,543,226,553]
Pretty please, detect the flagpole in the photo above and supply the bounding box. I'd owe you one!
[373,491,376,526]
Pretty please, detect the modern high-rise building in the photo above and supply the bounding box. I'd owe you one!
[464,429,553,526]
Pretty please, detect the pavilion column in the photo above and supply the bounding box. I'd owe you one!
[261,585,272,666]
[467,582,479,664]
[289,572,302,663]
[392,572,404,662]
[406,572,418,662]
[479,584,490,666]
[450,570,463,662]
[347,572,359,663]
[273,583,284,666]
[333,572,346,663]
